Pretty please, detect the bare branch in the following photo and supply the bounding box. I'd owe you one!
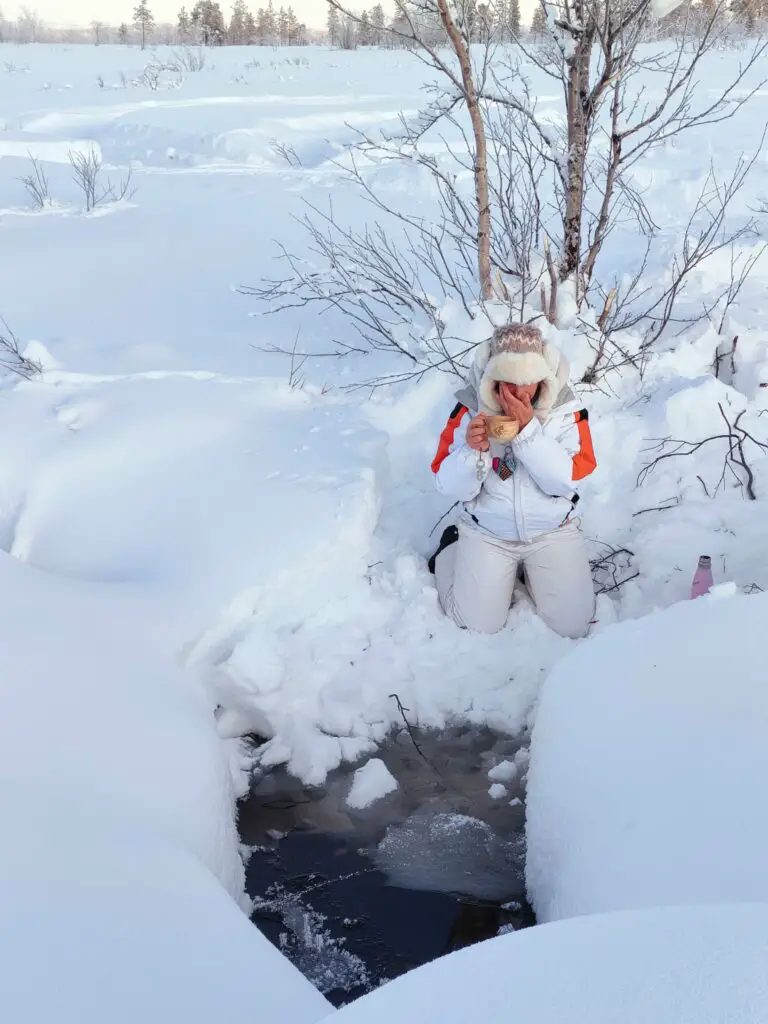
[69,148,136,212]
[18,153,50,209]
[590,544,638,594]
[637,403,768,500]
[0,316,42,380]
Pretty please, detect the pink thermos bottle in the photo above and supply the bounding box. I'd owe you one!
[690,555,713,599]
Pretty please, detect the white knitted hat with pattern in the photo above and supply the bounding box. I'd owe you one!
[478,324,558,414]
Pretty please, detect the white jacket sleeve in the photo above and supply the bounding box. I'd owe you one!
[435,439,491,502]
[510,416,579,499]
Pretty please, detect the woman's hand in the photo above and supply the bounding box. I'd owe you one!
[466,413,489,452]
[498,382,534,430]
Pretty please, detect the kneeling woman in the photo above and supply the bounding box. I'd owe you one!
[430,324,596,639]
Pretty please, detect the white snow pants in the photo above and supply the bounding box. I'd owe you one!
[435,519,595,639]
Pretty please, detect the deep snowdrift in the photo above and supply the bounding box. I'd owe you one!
[0,551,329,1023]
[526,586,768,923]
[324,903,768,1024]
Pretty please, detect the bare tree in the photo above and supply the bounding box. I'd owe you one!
[339,13,359,48]
[329,0,496,300]
[0,317,42,380]
[134,1,154,49]
[16,6,44,42]
[169,45,207,71]
[487,0,767,297]
[580,137,768,382]
[247,0,767,386]
[91,20,105,44]
[18,153,51,209]
[140,59,164,89]
[69,149,136,212]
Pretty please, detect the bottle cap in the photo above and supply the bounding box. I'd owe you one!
[698,555,711,567]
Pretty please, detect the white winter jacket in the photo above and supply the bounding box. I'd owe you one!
[431,344,596,543]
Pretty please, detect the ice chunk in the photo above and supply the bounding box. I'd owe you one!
[376,812,524,901]
[345,758,398,810]
[488,783,508,800]
[488,760,518,784]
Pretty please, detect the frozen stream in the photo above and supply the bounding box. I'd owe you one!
[239,725,533,1005]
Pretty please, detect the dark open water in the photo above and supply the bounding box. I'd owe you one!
[238,725,534,1006]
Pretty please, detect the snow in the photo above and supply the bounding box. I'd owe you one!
[487,759,518,784]
[649,0,686,17]
[526,588,768,923]
[488,783,508,800]
[2,36,768,1009]
[0,550,329,1023]
[323,903,768,1024]
[345,757,398,809]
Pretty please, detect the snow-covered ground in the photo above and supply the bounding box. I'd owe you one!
[3,38,768,1013]
[0,549,330,1021]
[4,42,768,790]
[324,902,768,1023]
[526,586,768,923]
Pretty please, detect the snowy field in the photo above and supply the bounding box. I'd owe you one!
[3,37,768,1016]
[4,41,768,786]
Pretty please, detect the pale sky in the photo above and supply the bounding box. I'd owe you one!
[5,0,337,28]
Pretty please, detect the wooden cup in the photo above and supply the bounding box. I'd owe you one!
[485,415,520,442]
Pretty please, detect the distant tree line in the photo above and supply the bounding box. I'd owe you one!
[327,0,522,48]
[0,1,309,46]
[175,1,308,46]
[327,0,768,47]
[1,0,766,47]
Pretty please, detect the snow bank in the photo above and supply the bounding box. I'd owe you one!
[324,903,768,1024]
[0,551,329,1022]
[526,588,768,923]
[3,373,380,622]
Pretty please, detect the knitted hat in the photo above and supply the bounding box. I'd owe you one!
[478,324,558,414]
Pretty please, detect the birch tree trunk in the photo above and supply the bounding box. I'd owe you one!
[436,0,494,300]
[561,36,592,282]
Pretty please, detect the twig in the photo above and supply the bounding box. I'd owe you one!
[271,139,302,168]
[590,545,637,595]
[632,499,679,516]
[696,474,711,497]
[388,692,428,762]
[429,501,459,537]
[718,402,757,500]
[714,334,738,381]
[600,571,639,594]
